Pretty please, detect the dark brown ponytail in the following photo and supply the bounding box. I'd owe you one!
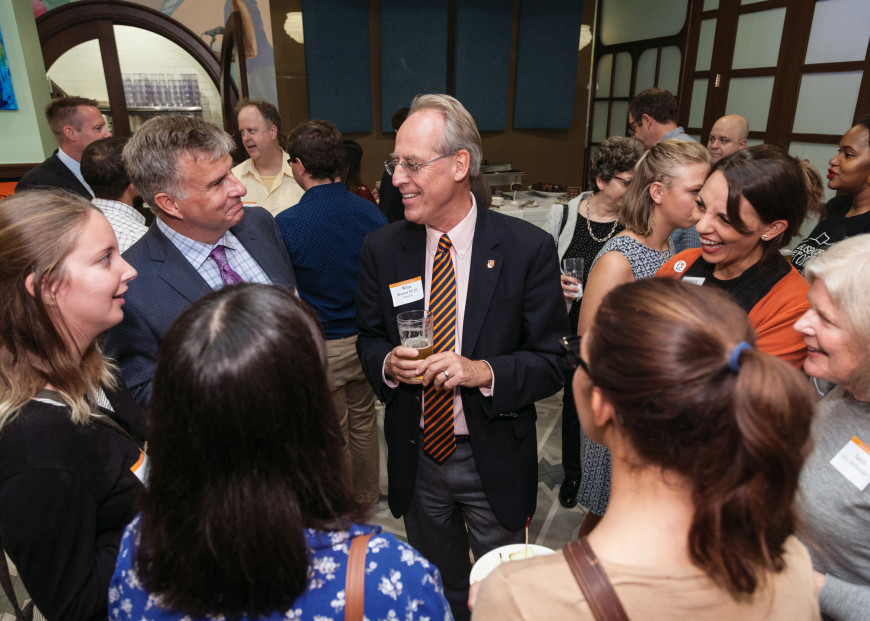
[587,279,815,595]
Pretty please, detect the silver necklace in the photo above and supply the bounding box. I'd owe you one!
[586,194,619,243]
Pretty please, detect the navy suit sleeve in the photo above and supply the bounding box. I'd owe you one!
[103,292,159,408]
[355,232,395,402]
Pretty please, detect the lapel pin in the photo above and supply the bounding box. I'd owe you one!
[487,260,495,269]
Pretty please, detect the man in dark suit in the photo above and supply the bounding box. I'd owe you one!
[356,94,568,620]
[16,96,112,197]
[103,115,296,407]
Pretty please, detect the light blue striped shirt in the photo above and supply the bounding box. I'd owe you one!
[155,217,272,290]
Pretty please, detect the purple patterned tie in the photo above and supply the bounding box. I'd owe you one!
[209,245,244,285]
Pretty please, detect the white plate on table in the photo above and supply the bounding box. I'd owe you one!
[469,544,555,584]
[528,186,568,198]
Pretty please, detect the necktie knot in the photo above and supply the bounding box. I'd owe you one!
[209,245,244,286]
[437,235,452,254]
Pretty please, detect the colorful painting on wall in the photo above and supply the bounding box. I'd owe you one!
[0,26,18,111]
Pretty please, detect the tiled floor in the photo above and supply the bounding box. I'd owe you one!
[1,391,585,614]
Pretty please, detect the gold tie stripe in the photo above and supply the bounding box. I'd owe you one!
[423,235,457,462]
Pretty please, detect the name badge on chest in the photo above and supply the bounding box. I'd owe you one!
[830,436,870,491]
[389,276,424,307]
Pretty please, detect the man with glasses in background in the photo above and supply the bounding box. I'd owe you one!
[276,119,387,508]
[232,99,304,216]
[628,88,700,252]
[356,94,568,621]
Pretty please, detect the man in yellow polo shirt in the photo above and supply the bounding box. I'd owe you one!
[232,99,304,216]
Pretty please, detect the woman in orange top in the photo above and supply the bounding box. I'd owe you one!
[658,145,822,368]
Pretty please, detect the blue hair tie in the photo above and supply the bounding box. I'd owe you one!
[728,341,753,374]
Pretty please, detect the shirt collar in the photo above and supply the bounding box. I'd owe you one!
[426,192,477,256]
[91,198,146,225]
[156,216,240,267]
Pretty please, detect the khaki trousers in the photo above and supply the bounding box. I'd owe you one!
[326,334,380,506]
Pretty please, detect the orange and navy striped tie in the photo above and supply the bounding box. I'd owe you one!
[423,234,457,462]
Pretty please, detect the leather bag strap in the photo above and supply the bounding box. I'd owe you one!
[563,536,630,621]
[344,532,374,621]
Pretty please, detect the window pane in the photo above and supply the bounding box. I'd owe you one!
[596,54,613,97]
[592,101,610,142]
[789,141,837,204]
[114,25,222,131]
[732,8,785,69]
[600,0,688,45]
[805,0,870,64]
[611,100,629,137]
[793,72,863,135]
[46,39,109,106]
[658,46,681,94]
[689,78,708,128]
[613,52,632,98]
[696,19,716,71]
[637,49,657,92]
[726,75,775,132]
[703,0,719,9]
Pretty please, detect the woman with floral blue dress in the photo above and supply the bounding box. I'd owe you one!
[109,284,452,621]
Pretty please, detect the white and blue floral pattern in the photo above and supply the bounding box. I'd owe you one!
[109,516,452,621]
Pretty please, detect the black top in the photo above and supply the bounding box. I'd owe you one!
[0,385,146,620]
[682,251,793,314]
[564,211,625,332]
[792,194,870,272]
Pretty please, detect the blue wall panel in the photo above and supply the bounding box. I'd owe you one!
[454,0,513,132]
[380,0,448,132]
[514,0,584,129]
[302,0,372,133]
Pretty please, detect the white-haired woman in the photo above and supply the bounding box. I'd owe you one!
[795,234,870,620]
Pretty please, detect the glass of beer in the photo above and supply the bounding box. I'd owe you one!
[397,310,434,374]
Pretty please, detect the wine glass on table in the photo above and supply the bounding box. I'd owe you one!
[561,257,584,300]
[511,182,522,202]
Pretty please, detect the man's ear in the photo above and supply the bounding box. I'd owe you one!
[153,192,181,219]
[269,124,278,141]
[62,125,77,144]
[452,150,470,182]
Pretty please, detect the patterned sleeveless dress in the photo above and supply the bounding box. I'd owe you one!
[577,234,674,515]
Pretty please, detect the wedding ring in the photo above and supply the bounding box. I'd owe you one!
[443,370,450,379]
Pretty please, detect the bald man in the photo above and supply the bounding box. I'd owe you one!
[708,114,749,164]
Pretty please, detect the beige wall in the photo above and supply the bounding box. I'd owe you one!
[0,0,55,165]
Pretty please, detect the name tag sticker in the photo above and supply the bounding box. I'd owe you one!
[830,436,870,491]
[390,276,424,307]
[131,450,150,485]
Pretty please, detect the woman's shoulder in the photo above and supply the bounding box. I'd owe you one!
[657,248,703,278]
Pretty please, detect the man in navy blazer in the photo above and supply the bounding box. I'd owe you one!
[104,115,296,407]
[356,95,568,619]
[16,96,111,197]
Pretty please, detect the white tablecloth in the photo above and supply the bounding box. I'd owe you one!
[490,190,568,231]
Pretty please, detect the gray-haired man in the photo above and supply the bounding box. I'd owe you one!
[104,115,296,406]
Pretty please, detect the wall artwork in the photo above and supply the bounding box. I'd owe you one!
[0,26,18,111]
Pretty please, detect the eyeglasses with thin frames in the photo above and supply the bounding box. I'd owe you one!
[560,335,591,376]
[612,175,632,188]
[384,152,458,178]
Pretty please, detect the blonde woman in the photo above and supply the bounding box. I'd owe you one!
[0,190,143,619]
[576,140,710,533]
